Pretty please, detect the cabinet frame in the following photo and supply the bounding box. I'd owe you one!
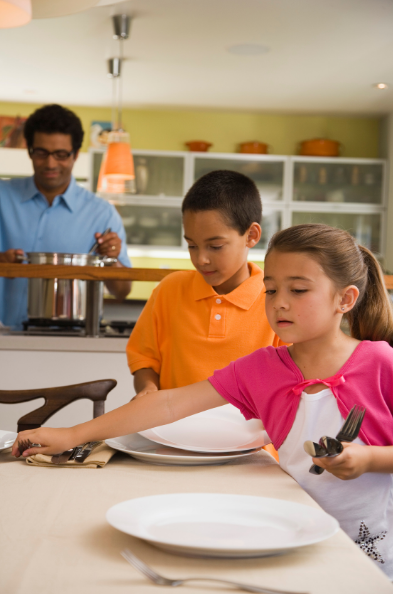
[88,148,387,259]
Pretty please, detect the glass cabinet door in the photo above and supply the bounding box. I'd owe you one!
[291,212,382,253]
[133,154,184,197]
[256,209,282,250]
[115,204,183,247]
[91,150,185,197]
[293,161,384,204]
[194,157,284,201]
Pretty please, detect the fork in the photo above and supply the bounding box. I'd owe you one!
[121,549,308,594]
[309,404,366,475]
[17,439,41,456]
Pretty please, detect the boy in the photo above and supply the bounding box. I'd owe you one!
[126,170,283,458]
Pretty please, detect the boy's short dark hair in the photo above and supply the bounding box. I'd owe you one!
[24,104,84,153]
[182,170,262,235]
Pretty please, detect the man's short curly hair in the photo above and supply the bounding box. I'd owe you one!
[24,104,84,153]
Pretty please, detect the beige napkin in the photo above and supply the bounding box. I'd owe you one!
[26,442,117,468]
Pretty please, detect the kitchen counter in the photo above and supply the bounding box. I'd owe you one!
[0,334,128,353]
[0,334,135,432]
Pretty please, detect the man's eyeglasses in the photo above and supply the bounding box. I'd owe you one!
[29,148,75,161]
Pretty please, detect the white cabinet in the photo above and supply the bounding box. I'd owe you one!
[92,150,388,258]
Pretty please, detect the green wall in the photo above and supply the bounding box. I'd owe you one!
[0,101,382,158]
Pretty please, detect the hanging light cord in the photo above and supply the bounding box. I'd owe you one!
[118,38,123,131]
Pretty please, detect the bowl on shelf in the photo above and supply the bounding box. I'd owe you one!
[239,141,269,154]
[298,138,341,157]
[185,140,212,152]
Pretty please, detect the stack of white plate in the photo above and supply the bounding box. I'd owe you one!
[0,430,17,452]
[105,405,270,466]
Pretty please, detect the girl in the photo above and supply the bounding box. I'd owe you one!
[12,224,393,577]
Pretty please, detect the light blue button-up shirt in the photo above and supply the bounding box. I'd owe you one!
[0,175,130,329]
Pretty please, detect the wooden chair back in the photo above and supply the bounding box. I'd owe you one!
[0,379,117,432]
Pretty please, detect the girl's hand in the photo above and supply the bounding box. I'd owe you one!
[312,442,372,480]
[11,428,76,458]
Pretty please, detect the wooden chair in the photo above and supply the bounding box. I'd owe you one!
[0,379,117,432]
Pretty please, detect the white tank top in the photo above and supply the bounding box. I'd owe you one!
[276,388,393,578]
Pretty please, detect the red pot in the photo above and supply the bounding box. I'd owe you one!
[185,141,212,152]
[299,138,341,157]
[239,141,269,154]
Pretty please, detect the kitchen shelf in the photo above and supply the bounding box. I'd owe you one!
[1,263,391,289]
[0,264,179,282]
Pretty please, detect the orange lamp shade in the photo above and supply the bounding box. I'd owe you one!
[97,131,135,194]
[0,0,31,28]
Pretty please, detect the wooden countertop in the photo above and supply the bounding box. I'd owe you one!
[0,263,392,288]
[0,263,179,282]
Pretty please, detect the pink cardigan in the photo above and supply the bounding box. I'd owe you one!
[209,341,393,449]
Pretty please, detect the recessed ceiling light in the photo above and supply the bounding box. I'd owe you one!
[373,82,389,90]
[227,44,270,56]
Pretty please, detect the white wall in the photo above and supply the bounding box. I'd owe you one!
[0,344,135,432]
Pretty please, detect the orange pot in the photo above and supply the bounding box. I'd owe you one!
[239,141,269,154]
[299,138,341,157]
[185,140,212,152]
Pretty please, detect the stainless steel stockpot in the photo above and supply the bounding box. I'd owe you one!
[26,252,113,322]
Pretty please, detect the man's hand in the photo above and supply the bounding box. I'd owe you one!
[0,249,25,263]
[312,442,372,480]
[95,231,122,259]
[11,427,77,458]
[94,231,131,299]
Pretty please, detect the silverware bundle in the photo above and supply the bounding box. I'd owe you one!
[303,404,366,475]
[50,442,100,465]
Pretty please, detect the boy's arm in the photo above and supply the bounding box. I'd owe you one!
[313,442,393,480]
[133,368,160,398]
[11,380,227,458]
[126,289,162,380]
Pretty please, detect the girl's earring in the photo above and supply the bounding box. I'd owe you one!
[341,307,345,311]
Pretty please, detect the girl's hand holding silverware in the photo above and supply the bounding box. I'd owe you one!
[11,428,77,458]
[312,442,373,480]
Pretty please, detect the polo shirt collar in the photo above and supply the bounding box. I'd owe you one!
[193,262,264,310]
[20,175,77,212]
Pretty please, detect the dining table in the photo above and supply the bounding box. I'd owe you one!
[1,447,392,594]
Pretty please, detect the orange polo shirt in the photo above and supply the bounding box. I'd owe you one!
[126,262,283,389]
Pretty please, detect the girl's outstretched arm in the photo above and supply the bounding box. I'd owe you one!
[11,380,226,458]
[313,442,393,480]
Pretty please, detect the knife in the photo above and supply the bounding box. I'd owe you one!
[51,447,77,465]
[74,441,100,464]
[88,228,111,254]
[51,445,84,465]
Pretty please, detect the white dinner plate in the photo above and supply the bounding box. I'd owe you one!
[0,430,17,452]
[105,433,262,466]
[139,405,270,453]
[106,493,339,558]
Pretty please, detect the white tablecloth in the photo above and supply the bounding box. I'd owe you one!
[1,449,392,594]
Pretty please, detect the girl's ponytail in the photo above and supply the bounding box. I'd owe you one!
[347,245,393,346]
[266,223,393,347]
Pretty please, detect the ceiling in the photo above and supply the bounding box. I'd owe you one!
[1,0,393,114]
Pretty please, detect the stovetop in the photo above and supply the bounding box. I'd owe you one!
[16,318,136,338]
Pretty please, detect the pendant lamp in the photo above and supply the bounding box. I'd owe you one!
[97,14,136,196]
[0,0,31,28]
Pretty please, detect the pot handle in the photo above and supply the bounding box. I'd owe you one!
[14,253,28,263]
[100,257,117,266]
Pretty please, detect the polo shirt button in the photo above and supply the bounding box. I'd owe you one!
[215,314,221,320]
[216,299,221,304]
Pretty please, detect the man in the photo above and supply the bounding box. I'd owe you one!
[0,104,131,329]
